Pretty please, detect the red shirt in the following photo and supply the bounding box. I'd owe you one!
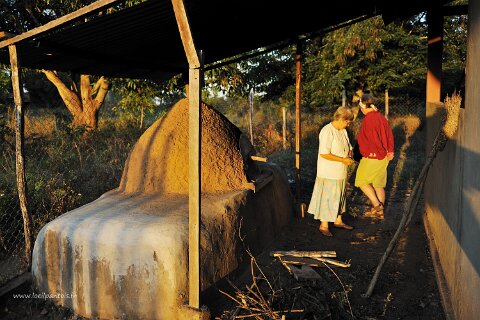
[357,111,394,160]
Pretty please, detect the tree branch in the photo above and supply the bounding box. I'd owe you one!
[80,74,91,103]
[93,76,110,110]
[42,69,82,116]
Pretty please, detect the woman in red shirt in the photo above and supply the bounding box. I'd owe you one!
[354,94,394,219]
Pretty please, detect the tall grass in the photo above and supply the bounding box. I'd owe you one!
[0,98,425,256]
[0,111,146,244]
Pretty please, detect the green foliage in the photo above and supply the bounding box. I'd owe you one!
[442,13,468,99]
[205,48,295,101]
[110,78,178,128]
[301,16,429,108]
[0,67,12,108]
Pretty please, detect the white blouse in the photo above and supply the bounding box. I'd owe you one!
[315,122,352,180]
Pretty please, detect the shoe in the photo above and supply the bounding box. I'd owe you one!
[333,222,354,230]
[363,204,385,220]
[319,228,333,237]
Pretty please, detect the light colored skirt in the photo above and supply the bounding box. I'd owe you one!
[307,177,346,222]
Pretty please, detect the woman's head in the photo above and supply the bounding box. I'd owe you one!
[359,93,378,114]
[333,106,354,122]
[360,94,375,108]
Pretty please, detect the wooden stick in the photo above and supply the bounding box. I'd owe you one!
[362,93,461,298]
[276,256,327,267]
[271,250,337,258]
[251,155,268,162]
[312,257,351,268]
[362,149,435,298]
[233,309,303,319]
[277,256,293,274]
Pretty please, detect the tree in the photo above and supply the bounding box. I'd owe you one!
[42,70,109,130]
[0,0,142,130]
[205,48,295,101]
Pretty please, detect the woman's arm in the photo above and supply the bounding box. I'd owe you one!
[320,153,355,165]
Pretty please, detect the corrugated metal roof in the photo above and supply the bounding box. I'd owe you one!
[0,0,452,81]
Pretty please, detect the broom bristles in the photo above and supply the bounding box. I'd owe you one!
[433,91,462,153]
[443,91,462,140]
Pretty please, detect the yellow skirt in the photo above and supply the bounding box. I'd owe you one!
[354,157,390,188]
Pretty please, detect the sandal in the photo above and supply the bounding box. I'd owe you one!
[363,204,385,219]
[319,228,333,237]
[333,222,354,230]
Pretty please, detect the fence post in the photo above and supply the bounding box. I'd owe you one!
[249,88,254,146]
[9,44,33,268]
[385,89,389,119]
[295,40,303,217]
[282,107,287,150]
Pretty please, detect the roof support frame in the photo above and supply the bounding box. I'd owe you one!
[0,0,122,49]
[171,1,207,317]
[8,44,33,268]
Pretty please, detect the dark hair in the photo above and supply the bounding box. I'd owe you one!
[360,94,375,108]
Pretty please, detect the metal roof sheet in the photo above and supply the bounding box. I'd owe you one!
[0,0,452,81]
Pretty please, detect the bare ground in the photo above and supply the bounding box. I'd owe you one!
[207,186,445,320]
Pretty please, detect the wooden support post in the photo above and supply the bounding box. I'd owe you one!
[426,9,443,104]
[426,9,444,158]
[171,2,209,316]
[188,53,203,309]
[9,45,33,267]
[295,40,303,217]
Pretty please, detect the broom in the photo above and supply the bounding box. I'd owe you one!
[362,91,462,298]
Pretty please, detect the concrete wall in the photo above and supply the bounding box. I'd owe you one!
[424,2,480,319]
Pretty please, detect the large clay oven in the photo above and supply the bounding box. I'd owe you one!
[32,98,294,319]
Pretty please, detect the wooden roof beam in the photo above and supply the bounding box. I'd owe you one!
[0,0,122,49]
[172,0,200,68]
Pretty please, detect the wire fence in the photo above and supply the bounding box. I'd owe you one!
[0,94,425,288]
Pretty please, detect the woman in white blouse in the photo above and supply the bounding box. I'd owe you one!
[307,106,356,237]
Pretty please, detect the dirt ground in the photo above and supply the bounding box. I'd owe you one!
[206,127,446,320]
[207,189,445,320]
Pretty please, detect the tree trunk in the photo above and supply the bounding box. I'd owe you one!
[42,70,109,131]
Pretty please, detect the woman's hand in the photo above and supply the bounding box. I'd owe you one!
[386,152,394,160]
[320,153,355,165]
[343,157,355,166]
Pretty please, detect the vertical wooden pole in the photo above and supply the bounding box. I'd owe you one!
[171,0,205,312]
[342,86,347,107]
[188,51,203,308]
[249,88,254,146]
[282,107,287,150]
[426,9,443,104]
[426,9,443,158]
[295,40,303,217]
[9,45,32,267]
[385,88,389,120]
